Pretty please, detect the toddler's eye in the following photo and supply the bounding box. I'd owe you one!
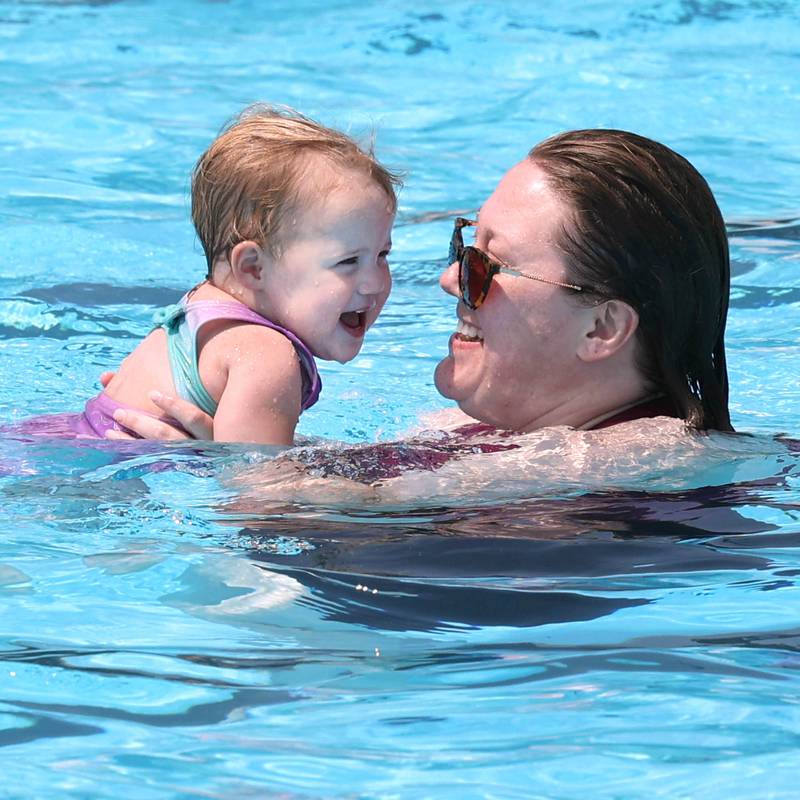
[337,256,359,267]
[379,249,391,260]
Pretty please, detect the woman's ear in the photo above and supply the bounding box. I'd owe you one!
[578,299,639,362]
[229,241,267,288]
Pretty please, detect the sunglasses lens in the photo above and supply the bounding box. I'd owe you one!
[460,247,490,308]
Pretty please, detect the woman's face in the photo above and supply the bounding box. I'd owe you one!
[434,159,598,431]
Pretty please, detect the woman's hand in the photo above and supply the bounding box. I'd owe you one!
[105,390,214,441]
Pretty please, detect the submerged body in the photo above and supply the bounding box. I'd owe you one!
[288,396,678,483]
[220,399,695,513]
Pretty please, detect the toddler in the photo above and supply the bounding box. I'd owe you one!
[65,105,397,444]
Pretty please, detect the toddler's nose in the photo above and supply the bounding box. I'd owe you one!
[359,264,388,296]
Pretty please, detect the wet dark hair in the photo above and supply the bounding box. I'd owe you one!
[530,129,733,432]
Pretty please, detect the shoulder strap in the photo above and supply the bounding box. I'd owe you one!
[153,299,322,417]
[155,302,218,416]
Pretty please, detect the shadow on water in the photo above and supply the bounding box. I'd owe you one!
[727,215,800,240]
[231,475,796,631]
[19,283,182,308]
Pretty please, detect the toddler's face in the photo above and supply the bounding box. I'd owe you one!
[255,171,395,363]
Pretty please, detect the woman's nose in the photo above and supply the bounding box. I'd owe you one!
[439,258,459,297]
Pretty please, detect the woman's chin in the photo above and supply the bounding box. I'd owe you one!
[433,355,457,399]
[434,354,480,404]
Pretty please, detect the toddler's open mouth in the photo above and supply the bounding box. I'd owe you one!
[340,310,366,336]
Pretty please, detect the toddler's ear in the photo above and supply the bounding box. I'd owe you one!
[229,241,266,287]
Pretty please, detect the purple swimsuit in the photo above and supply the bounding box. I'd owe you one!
[9,393,169,439]
[13,297,321,439]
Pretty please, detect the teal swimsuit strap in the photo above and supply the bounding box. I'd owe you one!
[166,323,218,416]
[153,303,218,417]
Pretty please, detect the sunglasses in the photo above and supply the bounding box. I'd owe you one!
[449,217,587,310]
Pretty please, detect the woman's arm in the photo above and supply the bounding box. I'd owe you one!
[99,370,212,440]
[107,391,214,440]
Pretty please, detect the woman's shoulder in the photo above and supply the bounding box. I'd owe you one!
[406,407,478,434]
[582,396,679,431]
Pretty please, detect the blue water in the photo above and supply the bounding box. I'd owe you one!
[1,1,800,797]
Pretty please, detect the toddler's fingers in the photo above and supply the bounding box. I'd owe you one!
[148,391,214,440]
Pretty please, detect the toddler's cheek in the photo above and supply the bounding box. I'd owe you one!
[374,289,391,324]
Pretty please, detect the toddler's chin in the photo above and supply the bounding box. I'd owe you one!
[329,342,364,365]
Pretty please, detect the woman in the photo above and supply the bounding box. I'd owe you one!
[108,128,732,444]
[433,128,732,433]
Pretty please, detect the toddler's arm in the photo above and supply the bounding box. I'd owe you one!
[209,324,304,445]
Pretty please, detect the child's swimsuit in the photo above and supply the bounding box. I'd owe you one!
[76,297,321,438]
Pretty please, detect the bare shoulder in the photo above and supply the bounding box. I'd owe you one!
[198,321,302,405]
[205,322,300,372]
[404,407,476,434]
[211,324,305,444]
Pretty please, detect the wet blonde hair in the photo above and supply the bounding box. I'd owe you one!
[191,103,401,277]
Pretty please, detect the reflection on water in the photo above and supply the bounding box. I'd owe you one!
[3,421,796,638]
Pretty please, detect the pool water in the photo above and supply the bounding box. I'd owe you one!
[1,0,800,797]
